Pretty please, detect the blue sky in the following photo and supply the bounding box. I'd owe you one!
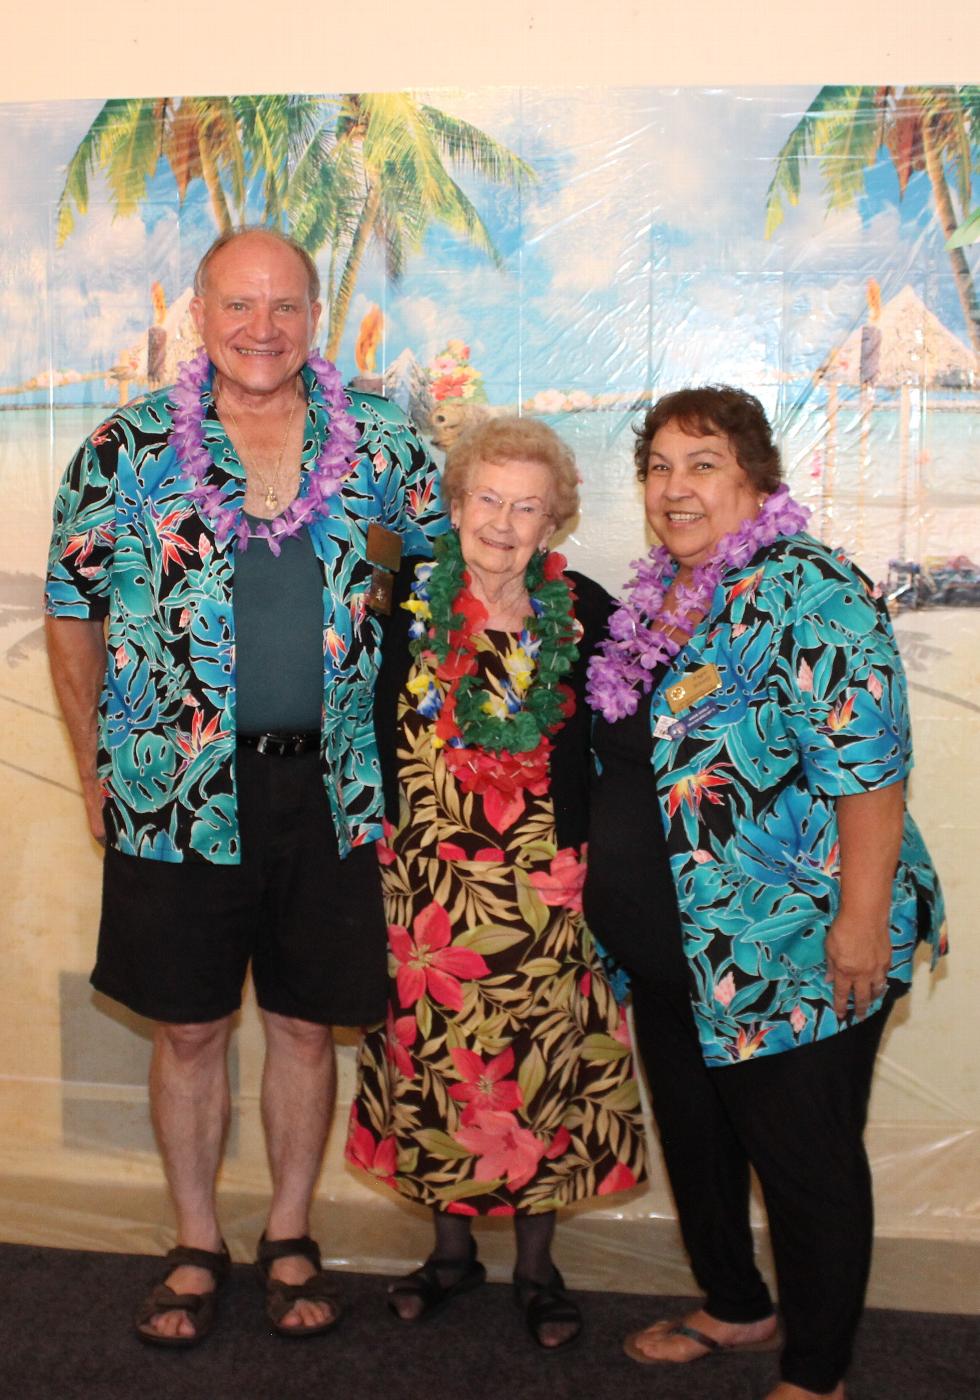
[0,87,975,409]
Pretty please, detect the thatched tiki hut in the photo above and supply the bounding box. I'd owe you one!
[815,284,978,559]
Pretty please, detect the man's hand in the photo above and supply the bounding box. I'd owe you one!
[81,774,106,845]
[45,616,108,847]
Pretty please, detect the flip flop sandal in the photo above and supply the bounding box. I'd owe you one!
[513,1267,582,1352]
[387,1239,486,1323]
[256,1233,342,1339]
[624,1317,782,1364]
[135,1242,231,1349]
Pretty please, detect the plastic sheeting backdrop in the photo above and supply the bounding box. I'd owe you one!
[1,87,977,1311]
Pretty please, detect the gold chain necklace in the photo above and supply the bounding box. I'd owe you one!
[218,377,303,514]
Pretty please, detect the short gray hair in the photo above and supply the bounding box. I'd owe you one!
[193,226,321,302]
[442,415,580,529]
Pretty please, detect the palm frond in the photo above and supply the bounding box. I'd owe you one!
[818,88,888,212]
[764,86,863,237]
[100,99,166,217]
[56,99,155,243]
[421,105,537,186]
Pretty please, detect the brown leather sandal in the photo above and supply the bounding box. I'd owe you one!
[255,1233,342,1338]
[134,1242,231,1349]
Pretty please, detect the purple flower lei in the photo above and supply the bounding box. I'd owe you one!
[586,485,810,721]
[169,348,360,554]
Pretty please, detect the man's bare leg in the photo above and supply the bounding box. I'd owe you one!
[260,1010,337,1330]
[143,1016,233,1340]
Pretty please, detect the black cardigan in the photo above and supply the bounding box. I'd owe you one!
[374,559,612,850]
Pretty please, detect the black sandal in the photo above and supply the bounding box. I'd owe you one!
[513,1266,582,1351]
[387,1238,486,1323]
[255,1233,342,1338]
[134,1242,231,1349]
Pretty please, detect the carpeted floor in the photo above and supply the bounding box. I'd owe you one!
[3,1242,978,1399]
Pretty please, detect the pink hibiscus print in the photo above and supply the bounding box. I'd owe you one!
[544,1124,571,1160]
[597,1163,638,1196]
[385,1005,418,1079]
[453,1109,547,1191]
[528,847,587,911]
[345,1105,397,1185]
[448,1046,523,1125]
[714,972,737,1007]
[437,841,468,861]
[389,901,491,1011]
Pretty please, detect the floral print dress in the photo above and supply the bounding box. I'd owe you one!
[347,632,647,1215]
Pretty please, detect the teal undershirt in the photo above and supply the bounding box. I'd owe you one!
[233,518,324,734]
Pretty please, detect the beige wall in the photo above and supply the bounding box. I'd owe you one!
[7,0,980,100]
[2,0,978,1312]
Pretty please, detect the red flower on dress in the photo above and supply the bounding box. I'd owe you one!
[448,1046,523,1125]
[437,841,468,861]
[385,1005,418,1080]
[345,1105,398,1185]
[544,1124,571,1160]
[453,1109,547,1191]
[528,847,587,911]
[389,901,491,1011]
[376,819,397,867]
[597,1163,638,1196]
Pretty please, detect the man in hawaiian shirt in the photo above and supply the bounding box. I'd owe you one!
[45,227,446,1345]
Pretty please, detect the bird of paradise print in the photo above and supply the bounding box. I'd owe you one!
[667,762,732,817]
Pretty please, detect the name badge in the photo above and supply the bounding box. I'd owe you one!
[653,698,723,742]
[665,663,722,715]
[366,522,403,572]
[366,566,394,615]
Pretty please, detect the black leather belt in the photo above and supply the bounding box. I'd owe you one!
[237,731,320,756]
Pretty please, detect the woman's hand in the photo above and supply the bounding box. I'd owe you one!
[825,911,892,1020]
[828,782,905,1019]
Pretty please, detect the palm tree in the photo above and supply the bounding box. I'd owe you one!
[57,92,535,361]
[289,93,536,359]
[57,97,247,243]
[765,86,980,355]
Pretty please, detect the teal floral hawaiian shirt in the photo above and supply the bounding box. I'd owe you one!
[648,534,946,1066]
[45,363,447,863]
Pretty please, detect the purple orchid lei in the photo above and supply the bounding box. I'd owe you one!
[169,348,360,554]
[586,485,810,721]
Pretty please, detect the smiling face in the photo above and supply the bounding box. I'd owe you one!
[450,458,556,590]
[190,232,321,402]
[644,420,762,576]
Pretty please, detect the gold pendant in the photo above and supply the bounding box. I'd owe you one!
[265,487,278,512]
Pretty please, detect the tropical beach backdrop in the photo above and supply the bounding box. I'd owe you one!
[1,87,977,1298]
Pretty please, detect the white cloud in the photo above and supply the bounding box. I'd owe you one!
[396,295,444,360]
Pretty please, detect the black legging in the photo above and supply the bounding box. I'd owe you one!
[631,972,890,1394]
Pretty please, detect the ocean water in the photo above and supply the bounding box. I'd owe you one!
[4,400,979,591]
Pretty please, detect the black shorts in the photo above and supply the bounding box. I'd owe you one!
[92,746,387,1026]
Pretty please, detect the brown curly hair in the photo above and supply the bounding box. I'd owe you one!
[634,385,782,492]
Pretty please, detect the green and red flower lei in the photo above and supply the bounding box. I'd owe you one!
[404,530,579,797]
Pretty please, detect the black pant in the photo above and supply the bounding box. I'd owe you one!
[632,974,889,1394]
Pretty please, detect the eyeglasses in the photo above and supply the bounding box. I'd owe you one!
[463,489,553,523]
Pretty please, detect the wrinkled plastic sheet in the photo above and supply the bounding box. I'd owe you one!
[1,86,977,1310]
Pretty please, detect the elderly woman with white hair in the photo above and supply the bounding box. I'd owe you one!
[346,415,646,1350]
